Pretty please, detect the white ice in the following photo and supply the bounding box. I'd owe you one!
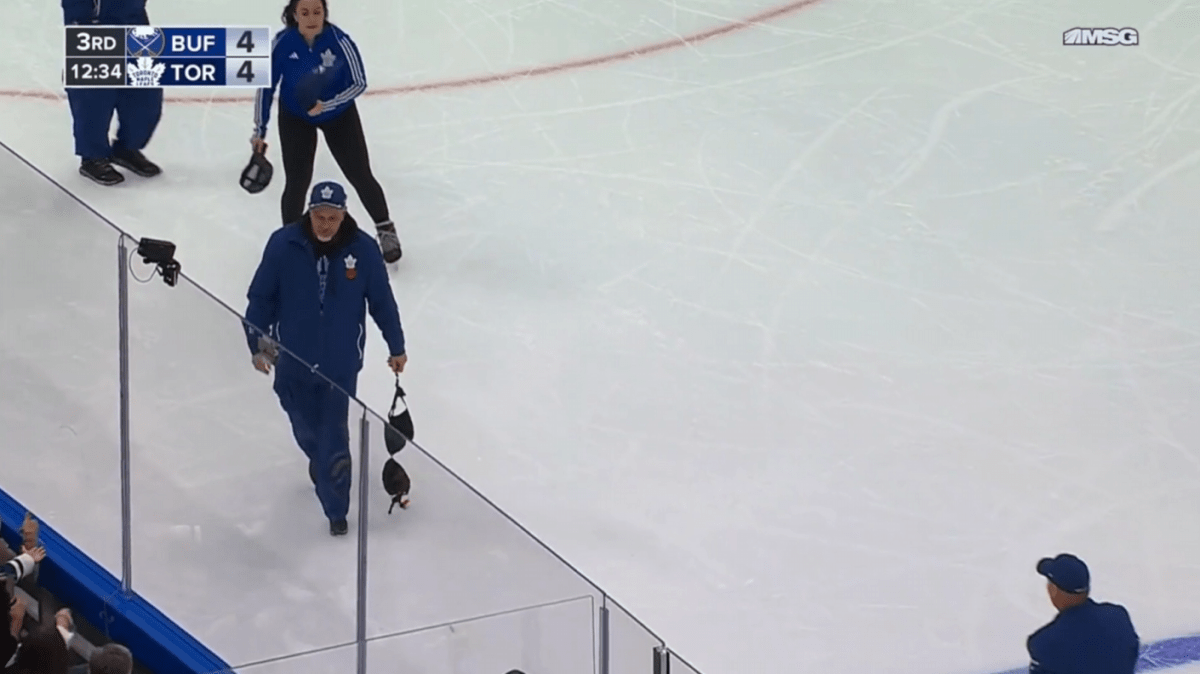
[3,0,1200,673]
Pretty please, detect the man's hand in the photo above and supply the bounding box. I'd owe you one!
[388,354,407,373]
[308,101,325,116]
[253,352,273,374]
[254,336,279,375]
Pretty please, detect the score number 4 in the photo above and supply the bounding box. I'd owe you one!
[232,30,264,84]
[234,30,256,53]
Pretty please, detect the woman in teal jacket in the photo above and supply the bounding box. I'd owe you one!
[245,181,407,536]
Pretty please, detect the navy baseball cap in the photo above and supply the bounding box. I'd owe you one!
[1037,553,1089,594]
[309,181,347,210]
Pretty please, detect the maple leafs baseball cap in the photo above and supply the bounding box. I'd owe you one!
[309,181,347,210]
[1037,553,1090,594]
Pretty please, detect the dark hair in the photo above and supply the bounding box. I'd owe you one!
[281,0,329,28]
[89,643,134,674]
[11,624,71,674]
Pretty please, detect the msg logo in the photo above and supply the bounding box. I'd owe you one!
[1063,27,1139,45]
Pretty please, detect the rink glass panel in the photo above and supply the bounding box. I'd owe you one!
[672,650,705,674]
[0,148,123,576]
[125,255,607,669]
[216,641,356,674]
[359,403,607,647]
[126,271,365,663]
[366,594,595,673]
[605,595,665,674]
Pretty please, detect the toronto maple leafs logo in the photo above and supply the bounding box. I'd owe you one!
[344,254,356,270]
[321,49,337,68]
[321,186,334,199]
[128,57,165,87]
[344,253,357,280]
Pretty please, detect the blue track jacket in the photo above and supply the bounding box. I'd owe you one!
[245,216,405,383]
[253,24,367,138]
[62,0,149,25]
[1027,599,1139,674]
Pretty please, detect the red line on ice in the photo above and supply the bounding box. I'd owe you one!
[0,0,823,103]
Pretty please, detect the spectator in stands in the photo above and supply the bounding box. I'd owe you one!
[73,643,132,674]
[5,608,73,674]
[1,546,43,587]
[0,546,46,668]
[1027,553,1139,674]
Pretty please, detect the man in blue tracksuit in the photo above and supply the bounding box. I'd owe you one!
[1027,553,1139,674]
[245,180,407,536]
[62,0,164,186]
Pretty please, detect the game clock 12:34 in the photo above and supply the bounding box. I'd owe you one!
[65,58,126,86]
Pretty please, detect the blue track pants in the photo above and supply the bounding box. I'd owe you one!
[66,87,163,160]
[274,371,357,522]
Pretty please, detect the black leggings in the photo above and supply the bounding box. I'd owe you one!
[277,102,390,226]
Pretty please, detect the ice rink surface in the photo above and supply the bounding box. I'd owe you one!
[3,0,1200,672]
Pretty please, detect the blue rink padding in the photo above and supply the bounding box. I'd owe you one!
[0,487,232,674]
[991,634,1200,674]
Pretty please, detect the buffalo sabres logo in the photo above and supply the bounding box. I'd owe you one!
[127,27,165,58]
[344,254,357,280]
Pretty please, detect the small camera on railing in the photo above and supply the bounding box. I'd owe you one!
[137,237,181,287]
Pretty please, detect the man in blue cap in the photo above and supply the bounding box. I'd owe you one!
[245,180,407,536]
[1027,553,1139,673]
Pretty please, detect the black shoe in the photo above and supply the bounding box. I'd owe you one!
[80,158,124,186]
[111,147,161,177]
[330,519,348,536]
[375,221,402,263]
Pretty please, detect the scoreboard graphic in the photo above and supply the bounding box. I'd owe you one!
[64,27,272,88]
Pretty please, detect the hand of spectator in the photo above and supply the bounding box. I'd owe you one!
[55,608,72,632]
[21,546,45,563]
[388,354,407,373]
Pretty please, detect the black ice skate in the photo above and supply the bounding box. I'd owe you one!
[79,158,124,186]
[329,519,348,536]
[375,221,402,263]
[111,147,162,177]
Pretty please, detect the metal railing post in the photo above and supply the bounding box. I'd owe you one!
[356,412,370,674]
[654,645,670,674]
[117,238,132,594]
[599,601,610,674]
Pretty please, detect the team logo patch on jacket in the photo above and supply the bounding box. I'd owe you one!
[320,49,337,71]
[345,253,357,280]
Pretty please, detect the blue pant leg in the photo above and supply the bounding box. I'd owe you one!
[113,87,163,153]
[66,88,119,159]
[311,376,356,521]
[273,375,319,462]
